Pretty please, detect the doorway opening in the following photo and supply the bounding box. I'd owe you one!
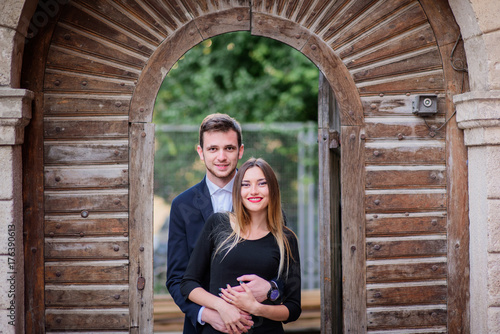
[151,31,335,333]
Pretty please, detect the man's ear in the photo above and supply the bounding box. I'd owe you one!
[238,144,244,159]
[197,145,204,161]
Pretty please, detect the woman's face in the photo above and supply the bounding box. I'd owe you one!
[240,166,269,214]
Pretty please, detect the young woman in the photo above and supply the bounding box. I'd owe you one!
[180,158,301,333]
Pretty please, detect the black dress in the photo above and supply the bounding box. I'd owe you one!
[180,212,301,334]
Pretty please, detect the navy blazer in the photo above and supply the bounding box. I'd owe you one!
[166,177,214,334]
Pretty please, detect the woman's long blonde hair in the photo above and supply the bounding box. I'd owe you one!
[214,158,295,278]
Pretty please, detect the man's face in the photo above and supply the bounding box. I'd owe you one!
[197,130,244,187]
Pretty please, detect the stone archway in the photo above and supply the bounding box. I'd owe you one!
[19,1,469,332]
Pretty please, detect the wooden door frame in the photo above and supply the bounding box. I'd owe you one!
[129,9,366,333]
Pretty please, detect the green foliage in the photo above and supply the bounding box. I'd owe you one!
[153,31,319,125]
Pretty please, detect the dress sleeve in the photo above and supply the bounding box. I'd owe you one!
[180,214,217,299]
[282,230,302,323]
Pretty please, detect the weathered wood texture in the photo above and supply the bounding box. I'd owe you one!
[129,123,155,334]
[318,73,342,334]
[23,0,467,332]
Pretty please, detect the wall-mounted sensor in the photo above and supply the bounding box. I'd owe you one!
[412,95,438,116]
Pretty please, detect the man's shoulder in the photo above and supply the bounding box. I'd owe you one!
[172,178,207,204]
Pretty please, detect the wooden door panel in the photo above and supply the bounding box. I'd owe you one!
[45,261,129,283]
[45,309,129,330]
[45,285,129,307]
[367,284,447,306]
[44,190,128,212]
[44,141,129,164]
[44,165,128,189]
[367,260,447,283]
[44,118,128,139]
[45,238,129,259]
[367,307,447,330]
[45,214,128,237]
[366,238,447,259]
[366,214,446,236]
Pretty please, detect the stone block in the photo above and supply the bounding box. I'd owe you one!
[0,27,25,87]
[489,252,500,307]
[0,200,15,255]
[0,0,25,30]
[0,147,14,200]
[482,30,500,91]
[489,200,500,253]
[487,146,500,197]
[488,307,500,334]
[0,308,16,333]
[472,0,500,36]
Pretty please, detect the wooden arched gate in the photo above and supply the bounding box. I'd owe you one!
[22,0,469,333]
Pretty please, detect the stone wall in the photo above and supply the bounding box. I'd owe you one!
[0,0,35,332]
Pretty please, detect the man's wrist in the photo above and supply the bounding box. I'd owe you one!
[198,306,206,325]
[267,280,280,301]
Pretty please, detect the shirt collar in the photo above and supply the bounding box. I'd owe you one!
[205,173,236,196]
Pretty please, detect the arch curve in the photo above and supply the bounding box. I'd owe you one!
[130,8,363,125]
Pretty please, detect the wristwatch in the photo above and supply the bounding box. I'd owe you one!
[267,280,280,301]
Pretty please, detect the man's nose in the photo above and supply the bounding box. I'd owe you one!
[217,150,227,160]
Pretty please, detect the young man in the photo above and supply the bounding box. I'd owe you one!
[167,114,278,334]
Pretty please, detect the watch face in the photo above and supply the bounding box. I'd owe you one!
[270,289,279,300]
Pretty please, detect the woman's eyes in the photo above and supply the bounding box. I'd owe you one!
[241,181,267,187]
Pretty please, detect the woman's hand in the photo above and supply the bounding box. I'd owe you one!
[214,297,252,333]
[220,283,260,315]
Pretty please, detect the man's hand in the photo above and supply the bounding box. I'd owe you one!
[201,306,253,334]
[231,274,271,303]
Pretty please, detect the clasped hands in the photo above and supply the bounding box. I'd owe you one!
[213,275,271,334]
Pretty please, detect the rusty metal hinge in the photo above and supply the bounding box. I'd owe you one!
[329,130,340,149]
[137,276,145,290]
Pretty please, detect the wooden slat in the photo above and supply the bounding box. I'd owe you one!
[45,261,129,283]
[352,48,443,83]
[45,214,128,237]
[44,69,136,93]
[340,126,367,332]
[45,237,128,259]
[367,283,447,306]
[366,167,445,189]
[44,165,128,189]
[367,306,447,329]
[195,7,250,40]
[44,117,128,139]
[69,0,164,45]
[367,259,447,283]
[365,142,445,165]
[366,237,447,259]
[46,46,141,79]
[364,118,446,140]
[44,141,128,165]
[366,214,446,236]
[44,94,130,115]
[51,24,148,67]
[362,95,446,117]
[344,25,437,69]
[333,1,427,53]
[321,0,378,41]
[44,190,128,213]
[45,309,129,330]
[365,190,446,212]
[45,285,129,307]
[129,123,155,333]
[251,12,310,51]
[357,71,445,95]
[317,73,341,334]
